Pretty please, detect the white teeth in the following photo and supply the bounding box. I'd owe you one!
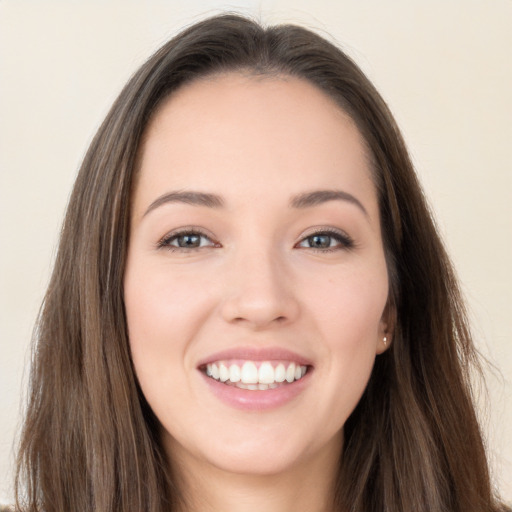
[205,360,308,388]
[228,364,241,382]
[240,361,258,384]
[285,364,296,383]
[258,362,275,384]
[275,363,286,382]
[219,363,229,382]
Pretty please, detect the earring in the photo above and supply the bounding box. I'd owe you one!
[383,336,387,347]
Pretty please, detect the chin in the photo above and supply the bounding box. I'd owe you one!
[164,422,343,479]
[205,448,311,478]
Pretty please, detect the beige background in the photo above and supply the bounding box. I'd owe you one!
[1,0,511,504]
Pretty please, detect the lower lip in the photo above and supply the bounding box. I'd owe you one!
[200,370,312,411]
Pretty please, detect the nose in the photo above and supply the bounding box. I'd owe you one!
[220,248,300,330]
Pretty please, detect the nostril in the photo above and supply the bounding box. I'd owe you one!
[230,314,288,324]
[220,282,300,328]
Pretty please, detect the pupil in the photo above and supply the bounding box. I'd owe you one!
[311,235,330,248]
[178,234,200,247]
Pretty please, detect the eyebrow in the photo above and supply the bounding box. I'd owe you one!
[144,191,224,216]
[143,188,367,217]
[290,189,368,216]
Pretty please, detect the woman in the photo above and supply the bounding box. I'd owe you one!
[14,13,510,512]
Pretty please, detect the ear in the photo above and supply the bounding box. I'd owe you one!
[376,300,396,355]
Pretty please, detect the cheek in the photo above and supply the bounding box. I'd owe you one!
[125,261,206,335]
[123,266,203,427]
[124,264,179,374]
[302,264,388,398]
[306,266,388,342]
[124,261,219,382]
[303,273,386,431]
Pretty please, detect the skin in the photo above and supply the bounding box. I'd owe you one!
[124,73,391,512]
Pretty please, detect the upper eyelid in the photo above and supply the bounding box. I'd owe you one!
[295,227,356,250]
[157,226,354,247]
[297,226,352,240]
[157,227,218,248]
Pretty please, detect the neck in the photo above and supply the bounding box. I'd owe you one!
[171,440,341,512]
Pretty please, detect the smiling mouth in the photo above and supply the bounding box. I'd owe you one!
[203,360,309,390]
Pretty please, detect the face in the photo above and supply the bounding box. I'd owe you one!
[124,73,390,480]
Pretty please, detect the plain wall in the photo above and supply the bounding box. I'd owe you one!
[1,0,511,504]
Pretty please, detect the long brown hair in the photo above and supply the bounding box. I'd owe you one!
[15,13,510,512]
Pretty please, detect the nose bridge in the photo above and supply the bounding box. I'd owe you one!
[220,239,298,328]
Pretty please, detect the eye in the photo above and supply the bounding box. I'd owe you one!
[158,229,218,251]
[296,229,354,251]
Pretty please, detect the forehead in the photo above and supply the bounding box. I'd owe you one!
[134,73,376,216]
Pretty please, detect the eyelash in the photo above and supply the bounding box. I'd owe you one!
[157,228,355,253]
[157,228,218,251]
[296,228,355,252]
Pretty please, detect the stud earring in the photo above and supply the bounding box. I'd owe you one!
[383,336,388,347]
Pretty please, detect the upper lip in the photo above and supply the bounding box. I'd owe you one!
[196,347,313,368]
